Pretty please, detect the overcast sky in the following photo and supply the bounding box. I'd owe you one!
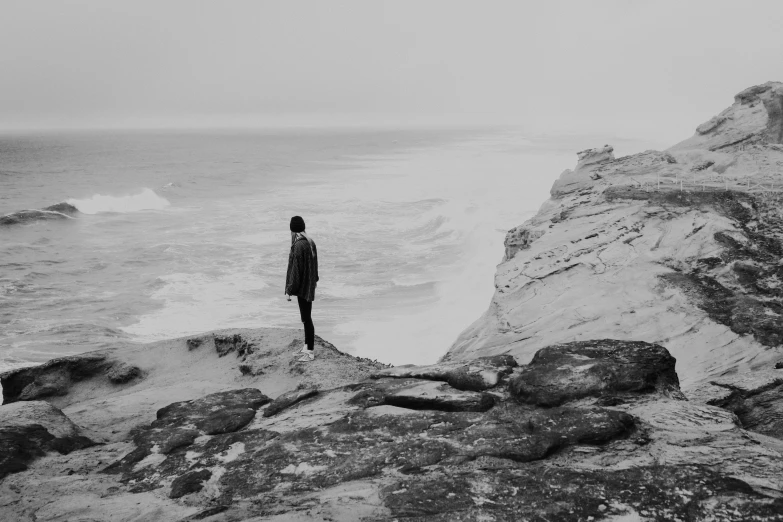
[1,0,781,140]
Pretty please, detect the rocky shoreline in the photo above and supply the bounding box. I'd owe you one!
[3,83,783,521]
[1,330,782,520]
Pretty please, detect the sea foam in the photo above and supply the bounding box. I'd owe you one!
[67,188,170,214]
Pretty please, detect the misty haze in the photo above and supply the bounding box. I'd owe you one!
[2,1,783,520]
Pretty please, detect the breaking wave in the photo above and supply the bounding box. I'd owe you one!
[67,188,170,214]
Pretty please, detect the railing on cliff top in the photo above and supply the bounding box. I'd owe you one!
[626,169,783,200]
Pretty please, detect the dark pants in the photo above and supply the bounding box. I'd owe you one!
[297,296,314,350]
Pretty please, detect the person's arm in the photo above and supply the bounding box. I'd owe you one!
[286,242,308,296]
[313,243,319,283]
[285,246,299,296]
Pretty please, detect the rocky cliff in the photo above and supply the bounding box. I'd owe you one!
[3,84,783,521]
[449,82,783,394]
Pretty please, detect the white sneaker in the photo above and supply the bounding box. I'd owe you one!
[297,351,315,362]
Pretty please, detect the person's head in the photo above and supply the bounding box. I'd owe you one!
[290,216,305,234]
[290,216,305,240]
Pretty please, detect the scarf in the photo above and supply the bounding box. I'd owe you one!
[292,231,315,257]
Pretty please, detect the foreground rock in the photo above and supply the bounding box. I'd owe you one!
[0,401,95,480]
[449,82,783,394]
[1,331,782,520]
[95,339,638,509]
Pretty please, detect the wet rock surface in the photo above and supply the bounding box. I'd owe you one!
[509,339,682,407]
[0,202,80,226]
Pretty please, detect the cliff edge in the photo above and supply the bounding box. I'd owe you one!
[448,82,783,393]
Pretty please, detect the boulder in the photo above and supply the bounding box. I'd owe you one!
[0,401,95,480]
[1,353,111,404]
[509,339,682,407]
[371,355,517,392]
[106,362,142,384]
[263,387,318,418]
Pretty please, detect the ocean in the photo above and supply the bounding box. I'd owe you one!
[0,127,581,370]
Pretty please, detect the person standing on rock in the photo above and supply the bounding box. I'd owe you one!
[286,216,319,362]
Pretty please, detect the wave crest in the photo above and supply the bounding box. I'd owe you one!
[67,188,170,214]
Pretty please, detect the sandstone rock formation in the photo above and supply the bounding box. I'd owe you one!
[450,82,783,396]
